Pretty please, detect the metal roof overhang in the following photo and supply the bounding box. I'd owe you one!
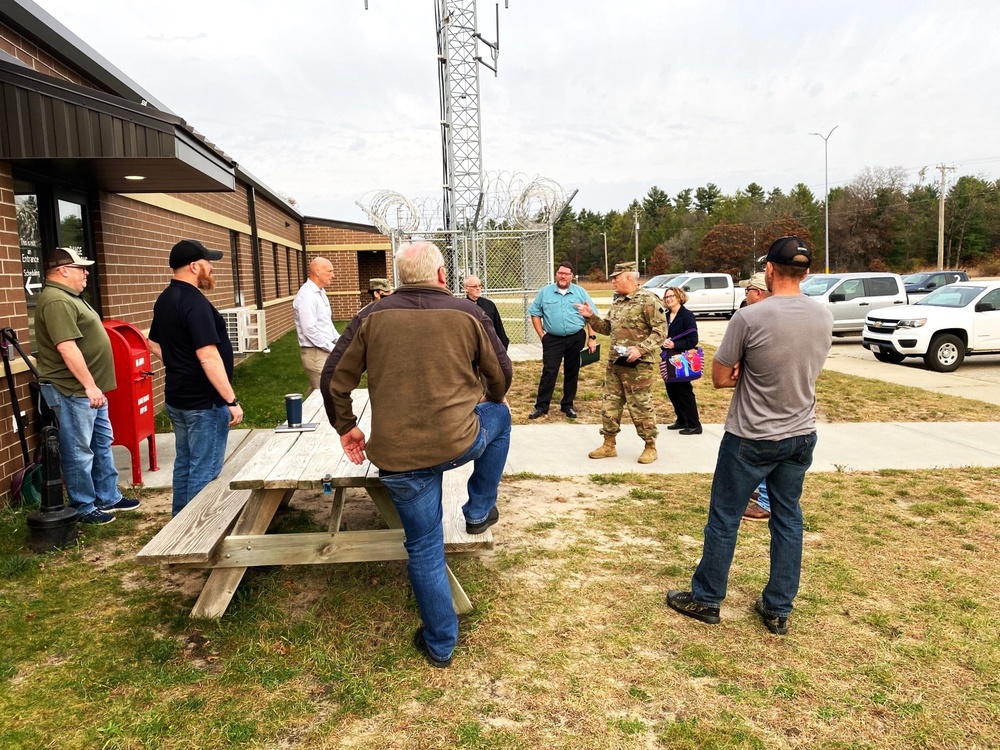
[0,58,235,193]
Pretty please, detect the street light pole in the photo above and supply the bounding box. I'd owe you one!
[809,125,838,274]
[599,231,608,279]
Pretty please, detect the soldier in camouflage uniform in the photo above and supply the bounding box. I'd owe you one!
[574,261,667,464]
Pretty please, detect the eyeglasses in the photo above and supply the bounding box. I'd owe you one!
[465,283,481,288]
[663,294,677,300]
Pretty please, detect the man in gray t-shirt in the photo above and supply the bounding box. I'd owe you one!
[667,236,833,636]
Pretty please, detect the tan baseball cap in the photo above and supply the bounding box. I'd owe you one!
[46,247,95,269]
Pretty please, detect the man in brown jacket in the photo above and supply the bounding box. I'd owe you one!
[321,241,512,668]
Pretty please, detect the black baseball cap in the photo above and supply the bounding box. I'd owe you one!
[765,236,813,268]
[169,239,223,269]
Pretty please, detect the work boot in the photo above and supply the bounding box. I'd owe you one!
[637,440,657,464]
[588,436,617,459]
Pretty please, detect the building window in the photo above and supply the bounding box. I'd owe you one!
[57,200,84,249]
[272,244,280,298]
[15,184,42,333]
[230,231,243,306]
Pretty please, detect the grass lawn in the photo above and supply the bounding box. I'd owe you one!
[1,470,996,748]
[2,330,998,748]
[167,327,1000,429]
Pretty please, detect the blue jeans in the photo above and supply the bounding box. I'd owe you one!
[378,401,512,662]
[691,431,817,617]
[40,383,123,516]
[166,404,231,516]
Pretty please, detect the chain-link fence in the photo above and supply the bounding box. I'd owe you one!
[395,228,552,344]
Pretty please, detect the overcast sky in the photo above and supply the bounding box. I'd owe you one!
[32,0,1000,225]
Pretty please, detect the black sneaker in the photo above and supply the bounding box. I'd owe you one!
[466,506,499,535]
[413,627,452,668]
[104,497,141,512]
[79,509,115,525]
[666,590,720,624]
[755,597,788,635]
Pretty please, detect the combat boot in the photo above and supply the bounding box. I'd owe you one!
[588,436,617,459]
[637,440,657,464]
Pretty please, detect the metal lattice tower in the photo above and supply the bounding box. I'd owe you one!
[436,1,498,230]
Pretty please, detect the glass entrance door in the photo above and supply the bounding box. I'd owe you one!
[13,177,98,340]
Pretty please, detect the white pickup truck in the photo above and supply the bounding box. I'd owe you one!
[643,272,747,317]
[862,280,1000,372]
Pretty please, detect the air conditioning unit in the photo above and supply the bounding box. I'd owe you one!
[219,308,267,354]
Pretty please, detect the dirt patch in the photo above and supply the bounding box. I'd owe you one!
[492,478,622,553]
[121,478,619,611]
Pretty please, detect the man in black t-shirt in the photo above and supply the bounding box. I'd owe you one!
[148,239,243,516]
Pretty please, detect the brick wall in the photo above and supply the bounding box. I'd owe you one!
[304,223,392,320]
[263,298,294,345]
[0,21,99,89]
[0,16,370,499]
[255,194,302,248]
[0,162,37,496]
[172,185,251,228]
[97,192,303,378]
[93,194,238,329]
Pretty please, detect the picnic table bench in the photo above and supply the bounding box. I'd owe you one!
[137,390,492,619]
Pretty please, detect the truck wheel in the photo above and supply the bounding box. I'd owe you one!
[924,334,965,372]
[873,350,905,364]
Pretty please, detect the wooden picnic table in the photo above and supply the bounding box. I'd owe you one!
[138,390,491,619]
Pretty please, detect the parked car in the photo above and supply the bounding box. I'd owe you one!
[641,274,682,293]
[651,272,746,316]
[903,270,969,302]
[862,281,1000,371]
[800,272,907,335]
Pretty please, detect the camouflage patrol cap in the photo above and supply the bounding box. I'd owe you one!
[368,278,393,292]
[609,261,637,278]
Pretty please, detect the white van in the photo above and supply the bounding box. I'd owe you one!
[800,272,907,335]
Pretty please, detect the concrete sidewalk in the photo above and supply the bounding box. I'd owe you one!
[119,330,1000,489]
[114,420,1000,490]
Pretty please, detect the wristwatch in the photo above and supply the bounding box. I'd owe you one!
[588,335,597,340]
[227,397,240,407]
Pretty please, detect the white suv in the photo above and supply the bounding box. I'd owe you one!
[800,272,907,335]
[862,281,1000,371]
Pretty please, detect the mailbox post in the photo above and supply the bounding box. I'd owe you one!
[103,320,158,485]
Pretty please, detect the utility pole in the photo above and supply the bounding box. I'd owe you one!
[599,231,608,279]
[936,164,955,270]
[633,209,640,273]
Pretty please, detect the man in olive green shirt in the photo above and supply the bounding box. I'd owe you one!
[35,247,139,525]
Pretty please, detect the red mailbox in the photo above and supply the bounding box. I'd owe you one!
[103,320,158,486]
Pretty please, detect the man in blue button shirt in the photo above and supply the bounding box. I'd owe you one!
[527,262,597,419]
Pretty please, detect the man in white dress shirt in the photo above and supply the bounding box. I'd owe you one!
[293,257,339,393]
